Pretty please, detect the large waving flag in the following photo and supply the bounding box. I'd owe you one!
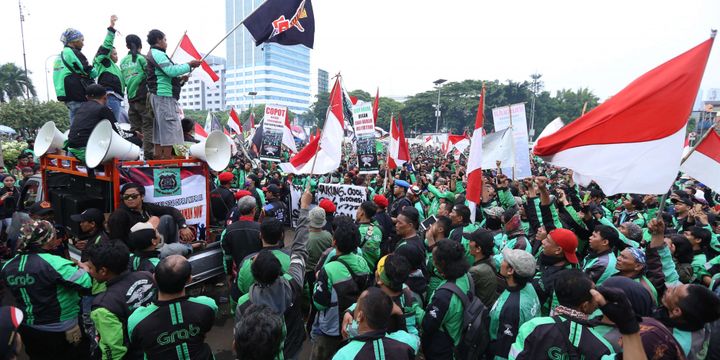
[282,110,298,153]
[446,134,470,156]
[534,35,715,195]
[387,115,403,169]
[228,107,242,134]
[467,86,485,222]
[244,0,315,48]
[397,114,410,164]
[280,77,344,174]
[172,34,220,88]
[481,128,514,169]
[680,129,720,192]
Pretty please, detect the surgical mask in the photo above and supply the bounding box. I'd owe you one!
[345,319,360,338]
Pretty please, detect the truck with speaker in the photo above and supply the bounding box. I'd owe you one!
[26,120,234,288]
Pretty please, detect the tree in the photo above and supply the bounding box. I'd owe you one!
[348,89,372,102]
[0,99,68,131]
[0,63,36,102]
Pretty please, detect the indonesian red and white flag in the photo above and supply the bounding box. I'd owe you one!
[279,77,344,174]
[193,123,208,141]
[466,86,485,222]
[397,114,410,163]
[446,134,470,156]
[228,107,242,134]
[387,115,401,169]
[372,87,380,126]
[282,110,298,153]
[680,129,720,191]
[534,36,715,195]
[172,34,220,88]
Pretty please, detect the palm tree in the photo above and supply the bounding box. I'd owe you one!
[0,63,36,103]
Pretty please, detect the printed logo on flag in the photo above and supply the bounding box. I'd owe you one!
[271,0,309,37]
[154,168,181,197]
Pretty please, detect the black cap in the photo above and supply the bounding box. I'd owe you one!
[262,184,281,195]
[671,196,694,206]
[70,208,104,225]
[28,201,54,216]
[85,84,106,98]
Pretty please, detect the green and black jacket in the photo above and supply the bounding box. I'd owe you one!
[120,51,148,102]
[128,296,217,360]
[129,250,161,273]
[488,283,541,360]
[235,245,290,300]
[91,271,156,360]
[508,315,615,360]
[53,46,99,102]
[333,330,419,360]
[146,47,190,99]
[312,252,371,337]
[1,252,92,327]
[420,274,472,360]
[93,27,124,96]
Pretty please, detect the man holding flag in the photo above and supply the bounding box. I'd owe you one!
[145,29,201,160]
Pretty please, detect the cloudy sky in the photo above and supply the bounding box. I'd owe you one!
[0,0,718,103]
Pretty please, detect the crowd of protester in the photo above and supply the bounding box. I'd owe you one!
[0,12,718,360]
[2,130,720,359]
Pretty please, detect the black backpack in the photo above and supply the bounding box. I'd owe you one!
[439,278,489,360]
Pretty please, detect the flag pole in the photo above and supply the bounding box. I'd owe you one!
[170,30,187,59]
[198,2,269,62]
[581,101,588,116]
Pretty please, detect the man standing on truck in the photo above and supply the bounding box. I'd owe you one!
[107,183,197,255]
[66,84,119,164]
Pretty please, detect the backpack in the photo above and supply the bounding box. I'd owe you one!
[439,278,489,360]
[333,257,372,311]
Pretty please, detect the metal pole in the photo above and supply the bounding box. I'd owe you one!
[199,0,268,63]
[435,86,441,133]
[18,0,30,98]
[44,55,56,102]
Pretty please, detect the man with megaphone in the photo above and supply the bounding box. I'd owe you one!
[66,84,120,164]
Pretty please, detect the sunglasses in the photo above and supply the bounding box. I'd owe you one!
[122,193,141,200]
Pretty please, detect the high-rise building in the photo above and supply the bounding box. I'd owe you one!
[225,0,312,114]
[317,68,329,94]
[178,55,226,111]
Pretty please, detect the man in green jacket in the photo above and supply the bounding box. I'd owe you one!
[93,15,125,121]
[53,27,99,124]
[120,34,153,159]
[145,29,201,160]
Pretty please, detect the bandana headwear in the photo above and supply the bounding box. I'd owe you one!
[628,247,646,267]
[60,28,83,45]
[18,220,55,252]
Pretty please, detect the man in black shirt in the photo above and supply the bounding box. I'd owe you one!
[262,184,287,224]
[67,84,119,163]
[128,255,217,360]
[210,172,235,225]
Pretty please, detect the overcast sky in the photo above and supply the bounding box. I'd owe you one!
[1,0,718,103]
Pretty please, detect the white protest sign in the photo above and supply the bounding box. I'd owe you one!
[290,183,367,226]
[492,103,532,179]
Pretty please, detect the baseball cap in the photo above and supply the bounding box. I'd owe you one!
[373,195,389,209]
[262,184,281,195]
[319,199,336,214]
[394,179,410,189]
[28,201,53,216]
[218,172,234,183]
[502,248,536,278]
[70,208,105,225]
[234,190,252,200]
[671,196,693,206]
[407,185,421,196]
[483,206,504,218]
[548,228,579,264]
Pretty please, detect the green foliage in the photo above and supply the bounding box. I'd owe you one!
[348,89,372,102]
[0,63,36,103]
[1,140,28,166]
[182,109,209,125]
[0,99,69,131]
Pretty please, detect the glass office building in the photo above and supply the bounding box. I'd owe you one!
[225,0,312,114]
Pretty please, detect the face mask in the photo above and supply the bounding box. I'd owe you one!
[345,319,360,338]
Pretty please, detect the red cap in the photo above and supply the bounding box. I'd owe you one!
[373,195,389,209]
[218,172,234,183]
[548,228,578,264]
[318,199,336,214]
[234,190,252,200]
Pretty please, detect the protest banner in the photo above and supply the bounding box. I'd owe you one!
[118,165,208,234]
[492,103,532,179]
[260,105,287,162]
[353,103,379,174]
[289,183,367,226]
